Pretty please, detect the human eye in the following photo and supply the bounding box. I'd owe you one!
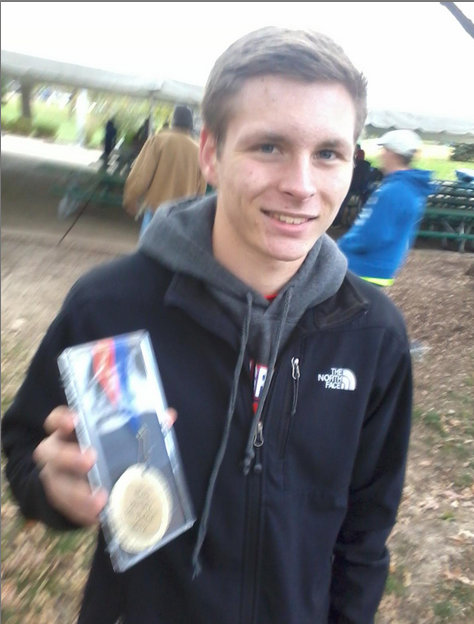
[317,149,337,161]
[258,143,277,154]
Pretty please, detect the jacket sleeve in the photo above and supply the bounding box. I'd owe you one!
[338,187,400,255]
[329,333,412,623]
[123,137,161,214]
[1,304,82,530]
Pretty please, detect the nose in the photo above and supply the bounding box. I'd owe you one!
[279,155,316,201]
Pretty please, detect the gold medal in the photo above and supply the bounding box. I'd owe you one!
[108,464,172,553]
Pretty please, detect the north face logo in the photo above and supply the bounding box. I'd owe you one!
[317,368,356,391]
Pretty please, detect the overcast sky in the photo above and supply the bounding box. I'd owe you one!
[2,2,474,118]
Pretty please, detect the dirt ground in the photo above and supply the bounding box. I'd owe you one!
[1,138,473,623]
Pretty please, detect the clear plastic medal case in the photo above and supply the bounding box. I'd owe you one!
[57,330,195,572]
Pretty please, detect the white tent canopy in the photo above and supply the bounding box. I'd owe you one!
[1,50,204,106]
[366,108,474,143]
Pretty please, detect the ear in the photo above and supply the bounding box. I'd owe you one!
[199,127,219,188]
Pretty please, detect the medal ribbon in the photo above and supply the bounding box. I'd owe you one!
[92,337,141,435]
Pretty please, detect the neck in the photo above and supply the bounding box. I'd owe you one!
[387,165,410,174]
[216,248,301,296]
[212,233,302,297]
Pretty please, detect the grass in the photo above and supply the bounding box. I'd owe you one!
[432,582,474,622]
[422,410,446,435]
[384,565,408,597]
[413,157,472,180]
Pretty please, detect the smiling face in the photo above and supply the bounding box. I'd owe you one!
[199,75,357,294]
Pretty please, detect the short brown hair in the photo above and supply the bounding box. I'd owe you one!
[201,26,367,146]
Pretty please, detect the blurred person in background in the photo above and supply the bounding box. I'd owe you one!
[123,105,206,236]
[337,129,433,287]
[101,117,117,170]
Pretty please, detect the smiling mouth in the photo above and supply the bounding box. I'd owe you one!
[263,210,316,225]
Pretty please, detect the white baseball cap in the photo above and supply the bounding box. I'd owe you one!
[378,129,422,157]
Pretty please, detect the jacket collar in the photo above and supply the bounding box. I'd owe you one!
[162,266,370,341]
[309,271,370,330]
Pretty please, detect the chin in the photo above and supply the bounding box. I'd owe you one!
[269,245,315,264]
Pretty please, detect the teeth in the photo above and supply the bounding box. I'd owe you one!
[275,214,307,225]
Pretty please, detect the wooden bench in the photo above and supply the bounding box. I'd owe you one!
[416,180,474,252]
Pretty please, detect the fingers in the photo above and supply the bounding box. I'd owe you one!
[33,432,96,474]
[34,405,179,525]
[43,405,77,437]
[40,466,108,526]
[33,405,107,526]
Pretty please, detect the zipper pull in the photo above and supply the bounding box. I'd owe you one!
[291,357,300,380]
[253,421,264,474]
[290,356,300,417]
[253,420,264,447]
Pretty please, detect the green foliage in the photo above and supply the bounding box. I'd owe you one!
[1,95,21,122]
[34,101,70,126]
[422,410,445,435]
[1,92,174,149]
[450,143,474,162]
[1,77,14,105]
[384,566,408,597]
[415,157,473,180]
[2,116,34,135]
[55,119,80,143]
[432,582,474,622]
[85,115,105,148]
[32,119,58,139]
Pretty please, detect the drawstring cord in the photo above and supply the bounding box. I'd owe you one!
[191,293,253,578]
[241,287,294,476]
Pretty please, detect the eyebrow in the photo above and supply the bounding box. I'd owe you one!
[243,131,287,144]
[314,138,355,155]
[242,131,352,152]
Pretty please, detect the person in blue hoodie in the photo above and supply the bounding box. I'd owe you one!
[337,129,433,286]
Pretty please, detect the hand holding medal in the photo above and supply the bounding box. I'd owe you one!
[91,336,173,554]
[58,331,195,571]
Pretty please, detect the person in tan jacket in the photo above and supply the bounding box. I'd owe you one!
[123,105,207,235]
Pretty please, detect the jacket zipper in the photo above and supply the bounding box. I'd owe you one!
[254,421,264,447]
[279,356,300,458]
[240,357,300,622]
[252,421,264,474]
[240,429,264,624]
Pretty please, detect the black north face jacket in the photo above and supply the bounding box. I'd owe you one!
[2,251,412,624]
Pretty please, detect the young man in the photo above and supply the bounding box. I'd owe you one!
[123,104,207,236]
[337,129,433,287]
[2,27,412,623]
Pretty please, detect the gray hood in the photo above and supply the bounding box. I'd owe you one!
[140,194,348,576]
[139,194,348,363]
